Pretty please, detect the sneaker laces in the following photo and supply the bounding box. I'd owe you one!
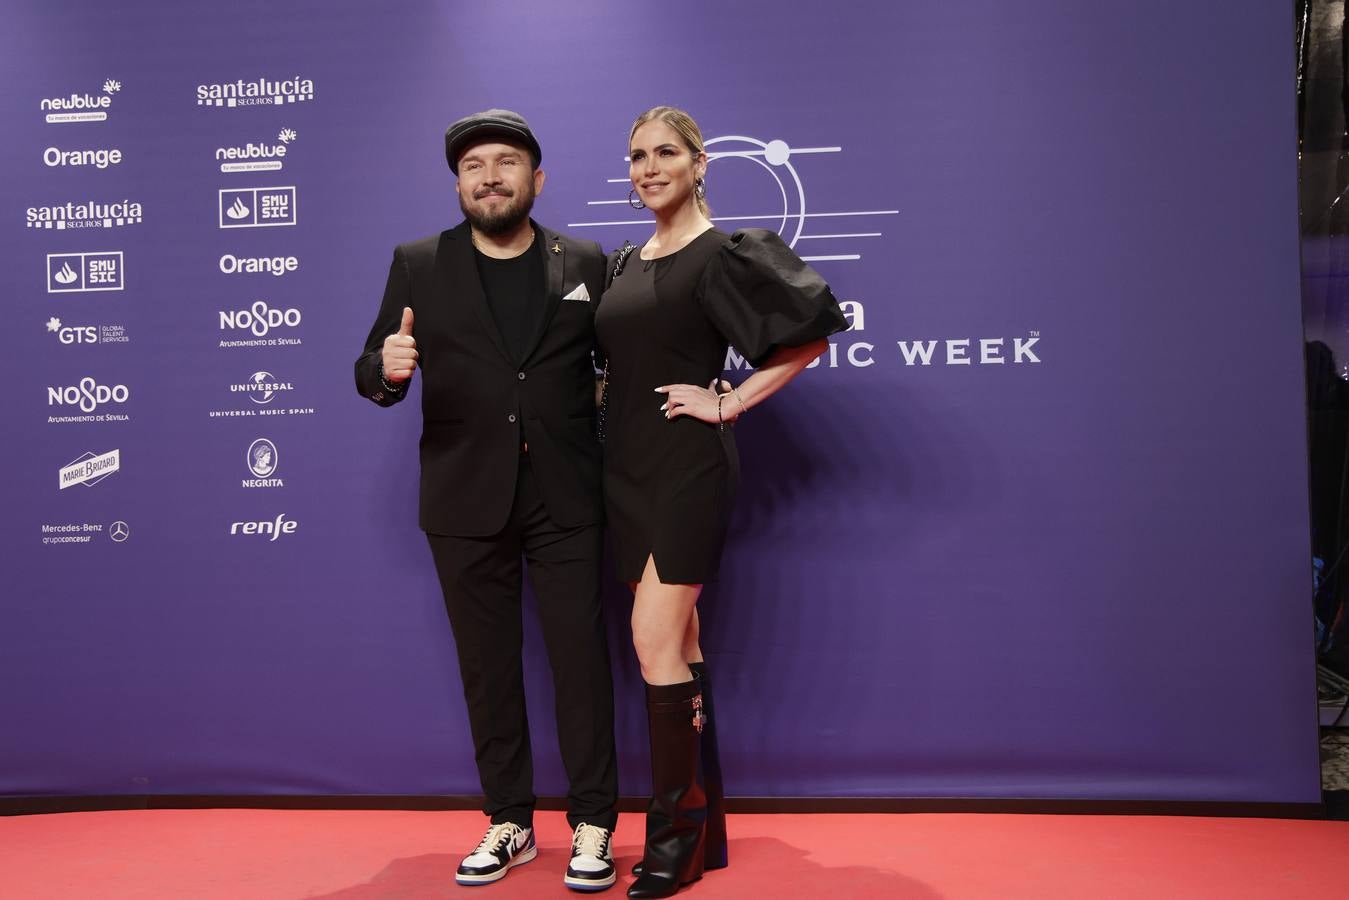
[474,822,522,855]
[572,823,610,858]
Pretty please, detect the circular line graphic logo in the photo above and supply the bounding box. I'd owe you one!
[246,438,278,478]
[109,520,129,542]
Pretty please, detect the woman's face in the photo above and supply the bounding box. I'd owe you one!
[629,119,705,215]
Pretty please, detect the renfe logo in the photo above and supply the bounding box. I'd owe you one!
[229,513,298,540]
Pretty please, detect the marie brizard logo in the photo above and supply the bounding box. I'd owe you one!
[59,449,120,489]
[41,79,120,123]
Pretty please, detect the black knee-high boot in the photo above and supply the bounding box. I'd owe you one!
[688,662,727,870]
[632,663,727,877]
[627,678,706,899]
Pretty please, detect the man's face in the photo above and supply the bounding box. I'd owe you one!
[456,140,545,235]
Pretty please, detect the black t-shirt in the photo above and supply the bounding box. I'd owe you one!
[474,242,546,364]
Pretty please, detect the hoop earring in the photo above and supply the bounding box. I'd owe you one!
[695,177,706,200]
[628,189,646,210]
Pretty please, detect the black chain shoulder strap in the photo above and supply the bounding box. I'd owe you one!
[598,241,637,444]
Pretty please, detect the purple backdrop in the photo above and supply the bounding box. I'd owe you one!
[0,0,1320,802]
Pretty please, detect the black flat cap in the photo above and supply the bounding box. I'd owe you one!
[444,108,542,174]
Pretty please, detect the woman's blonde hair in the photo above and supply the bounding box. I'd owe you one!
[630,105,710,218]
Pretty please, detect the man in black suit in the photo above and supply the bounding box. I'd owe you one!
[355,110,617,893]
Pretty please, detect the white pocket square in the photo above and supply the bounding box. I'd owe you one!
[562,283,591,303]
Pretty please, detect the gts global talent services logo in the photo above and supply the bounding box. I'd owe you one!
[47,316,129,346]
[27,198,142,231]
[217,128,297,173]
[197,76,314,108]
[41,79,121,124]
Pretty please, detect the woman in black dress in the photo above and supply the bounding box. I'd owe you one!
[595,106,846,898]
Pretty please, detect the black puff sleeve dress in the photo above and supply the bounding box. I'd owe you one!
[594,228,847,584]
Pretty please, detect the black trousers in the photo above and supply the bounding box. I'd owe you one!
[426,454,618,831]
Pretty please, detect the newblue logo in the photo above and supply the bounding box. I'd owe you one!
[27,199,142,230]
[47,252,123,293]
[41,79,120,123]
[197,77,314,108]
[219,186,296,228]
[217,128,296,173]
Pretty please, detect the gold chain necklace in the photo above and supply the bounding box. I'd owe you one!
[471,227,536,256]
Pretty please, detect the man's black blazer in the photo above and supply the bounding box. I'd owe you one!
[355,220,606,537]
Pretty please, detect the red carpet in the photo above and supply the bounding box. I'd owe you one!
[1,809,1345,899]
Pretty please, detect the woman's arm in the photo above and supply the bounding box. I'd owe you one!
[656,338,828,425]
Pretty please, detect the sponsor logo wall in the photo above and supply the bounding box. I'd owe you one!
[1,0,1316,807]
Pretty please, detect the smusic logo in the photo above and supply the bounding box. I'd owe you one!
[41,79,120,123]
[219,186,296,228]
[243,437,282,488]
[197,76,314,108]
[217,128,296,173]
[47,251,123,294]
[27,199,142,230]
[59,449,120,489]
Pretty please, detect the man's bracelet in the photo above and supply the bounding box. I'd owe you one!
[377,362,406,394]
[730,386,748,418]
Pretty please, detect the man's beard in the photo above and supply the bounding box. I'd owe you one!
[460,184,536,236]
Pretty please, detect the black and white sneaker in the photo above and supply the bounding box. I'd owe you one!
[564,822,616,892]
[455,822,537,886]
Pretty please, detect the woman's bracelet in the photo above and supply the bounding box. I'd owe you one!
[717,393,726,431]
[730,386,748,419]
